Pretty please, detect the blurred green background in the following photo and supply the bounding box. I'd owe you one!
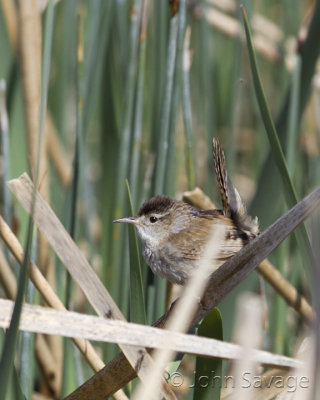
[0,0,319,398]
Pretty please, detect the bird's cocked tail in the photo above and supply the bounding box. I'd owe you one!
[212,138,259,235]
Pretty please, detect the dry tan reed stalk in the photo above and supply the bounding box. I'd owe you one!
[17,0,42,173]
[0,249,17,298]
[182,186,217,209]
[65,184,320,399]
[111,388,130,400]
[0,248,61,396]
[8,173,176,400]
[35,334,61,396]
[207,0,236,13]
[229,294,263,400]
[252,14,283,43]
[33,392,54,400]
[4,0,63,306]
[17,0,49,268]
[18,0,58,367]
[257,259,314,321]
[0,298,302,370]
[38,175,57,362]
[45,255,63,368]
[1,0,18,50]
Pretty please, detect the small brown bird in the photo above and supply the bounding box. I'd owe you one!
[113,139,259,284]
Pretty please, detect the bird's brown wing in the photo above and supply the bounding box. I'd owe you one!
[164,213,247,262]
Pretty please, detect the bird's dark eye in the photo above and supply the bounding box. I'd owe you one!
[149,216,158,223]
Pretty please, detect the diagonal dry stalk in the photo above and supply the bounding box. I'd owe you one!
[8,173,176,400]
[65,184,320,399]
[183,187,314,322]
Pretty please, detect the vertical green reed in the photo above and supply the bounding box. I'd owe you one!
[0,82,12,227]
[165,0,187,197]
[273,55,302,355]
[153,0,187,320]
[61,13,83,397]
[182,28,196,190]
[107,0,142,311]
[150,9,178,322]
[19,268,36,398]
[193,309,223,400]
[154,15,178,195]
[241,6,314,274]
[126,180,146,324]
[129,0,149,209]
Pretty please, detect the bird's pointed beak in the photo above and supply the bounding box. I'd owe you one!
[112,216,137,224]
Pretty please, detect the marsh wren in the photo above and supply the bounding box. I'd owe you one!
[113,139,259,285]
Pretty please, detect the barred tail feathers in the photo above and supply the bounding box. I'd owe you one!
[212,138,230,217]
[212,138,259,235]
